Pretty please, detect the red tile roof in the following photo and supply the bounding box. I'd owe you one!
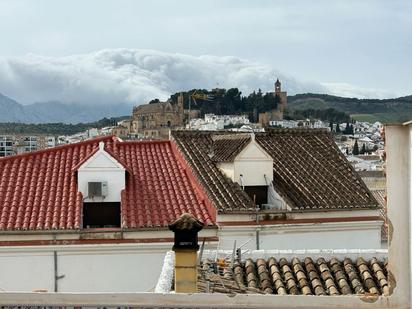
[0,136,215,231]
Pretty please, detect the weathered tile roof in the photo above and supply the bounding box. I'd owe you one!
[211,134,251,162]
[171,131,256,212]
[0,136,215,230]
[256,129,378,210]
[199,256,389,296]
[171,129,379,212]
[358,170,385,178]
[371,189,388,241]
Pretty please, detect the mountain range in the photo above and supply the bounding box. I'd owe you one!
[0,93,131,124]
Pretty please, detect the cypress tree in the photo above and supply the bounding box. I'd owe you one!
[335,123,341,133]
[353,140,359,155]
[344,122,350,134]
[360,143,366,155]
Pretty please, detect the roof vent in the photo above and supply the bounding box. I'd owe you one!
[88,181,108,198]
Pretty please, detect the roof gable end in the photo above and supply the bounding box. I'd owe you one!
[235,137,272,161]
[78,142,125,171]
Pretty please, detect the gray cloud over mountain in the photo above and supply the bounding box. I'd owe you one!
[0,49,397,106]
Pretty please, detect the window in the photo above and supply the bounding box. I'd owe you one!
[83,202,121,228]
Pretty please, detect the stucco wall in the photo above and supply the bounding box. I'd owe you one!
[78,169,125,202]
[77,150,126,202]
[218,221,383,250]
[234,141,273,186]
[0,244,169,292]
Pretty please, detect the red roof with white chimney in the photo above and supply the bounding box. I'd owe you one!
[0,136,215,231]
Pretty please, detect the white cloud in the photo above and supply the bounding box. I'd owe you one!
[321,82,397,99]
[0,49,399,105]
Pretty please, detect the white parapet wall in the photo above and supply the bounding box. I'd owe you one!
[0,243,171,292]
[217,220,383,250]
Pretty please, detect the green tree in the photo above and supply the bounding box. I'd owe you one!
[353,140,359,155]
[263,93,278,111]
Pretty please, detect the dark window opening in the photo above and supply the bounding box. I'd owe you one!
[244,186,268,207]
[83,202,121,228]
[167,120,171,127]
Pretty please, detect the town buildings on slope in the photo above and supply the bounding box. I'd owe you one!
[0,127,383,292]
[0,134,57,157]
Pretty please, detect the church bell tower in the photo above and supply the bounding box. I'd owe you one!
[275,78,281,94]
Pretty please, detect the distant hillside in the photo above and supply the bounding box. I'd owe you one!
[0,93,131,124]
[287,93,412,123]
[1,90,411,125]
[0,116,129,135]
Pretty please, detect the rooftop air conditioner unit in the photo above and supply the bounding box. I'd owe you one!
[88,181,108,198]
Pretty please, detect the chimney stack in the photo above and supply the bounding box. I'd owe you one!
[169,213,204,293]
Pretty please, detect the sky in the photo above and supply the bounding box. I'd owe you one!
[0,0,411,104]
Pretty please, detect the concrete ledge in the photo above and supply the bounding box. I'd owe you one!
[0,292,391,308]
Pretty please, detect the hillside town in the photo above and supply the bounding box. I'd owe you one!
[1,79,386,174]
[0,77,394,299]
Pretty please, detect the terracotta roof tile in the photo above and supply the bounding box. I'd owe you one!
[0,136,215,230]
[256,129,378,209]
[172,129,379,211]
[198,256,389,296]
[372,189,387,240]
[171,131,255,212]
[211,134,251,162]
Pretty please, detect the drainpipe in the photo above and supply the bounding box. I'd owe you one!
[53,251,65,292]
[256,206,260,250]
[239,174,244,190]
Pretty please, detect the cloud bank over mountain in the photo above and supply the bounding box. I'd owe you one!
[0,49,397,106]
